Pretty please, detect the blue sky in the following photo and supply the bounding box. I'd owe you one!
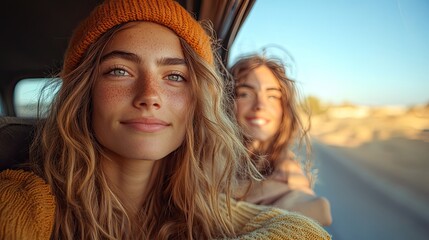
[228,0,429,106]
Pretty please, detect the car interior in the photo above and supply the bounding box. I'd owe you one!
[0,0,256,171]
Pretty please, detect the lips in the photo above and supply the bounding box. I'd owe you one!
[121,117,170,133]
[246,117,270,126]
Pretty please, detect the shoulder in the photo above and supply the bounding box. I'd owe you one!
[229,199,331,239]
[0,169,56,239]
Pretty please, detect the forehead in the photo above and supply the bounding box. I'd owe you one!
[103,21,184,57]
[237,65,280,89]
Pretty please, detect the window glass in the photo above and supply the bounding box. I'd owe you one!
[14,78,61,117]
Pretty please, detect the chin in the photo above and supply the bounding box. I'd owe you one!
[249,133,271,142]
[131,151,172,161]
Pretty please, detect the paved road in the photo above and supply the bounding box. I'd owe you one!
[311,142,429,240]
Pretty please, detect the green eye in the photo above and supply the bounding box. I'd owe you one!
[167,72,187,82]
[168,74,184,82]
[107,68,130,77]
[113,69,127,76]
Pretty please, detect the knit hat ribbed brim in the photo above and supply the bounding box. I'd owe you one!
[63,0,213,75]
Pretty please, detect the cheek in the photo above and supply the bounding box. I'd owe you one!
[169,92,188,111]
[93,84,132,108]
[272,103,283,123]
[166,89,192,120]
[235,101,249,120]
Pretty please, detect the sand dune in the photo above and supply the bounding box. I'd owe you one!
[308,104,429,201]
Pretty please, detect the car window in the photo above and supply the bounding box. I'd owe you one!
[229,1,429,239]
[14,78,61,118]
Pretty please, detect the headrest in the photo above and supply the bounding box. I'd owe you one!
[0,117,37,171]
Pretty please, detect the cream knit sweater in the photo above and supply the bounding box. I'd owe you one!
[0,170,330,239]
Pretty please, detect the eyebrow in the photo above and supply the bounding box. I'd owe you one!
[100,51,187,67]
[101,50,141,63]
[235,83,255,90]
[235,83,281,92]
[266,87,282,92]
[157,57,187,66]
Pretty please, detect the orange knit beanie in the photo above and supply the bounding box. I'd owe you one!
[63,0,213,75]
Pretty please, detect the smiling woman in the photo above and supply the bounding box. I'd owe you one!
[0,0,330,239]
[230,54,332,226]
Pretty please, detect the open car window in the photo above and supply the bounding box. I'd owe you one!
[229,1,429,239]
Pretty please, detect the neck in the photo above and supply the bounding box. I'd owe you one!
[250,140,270,153]
[101,155,160,216]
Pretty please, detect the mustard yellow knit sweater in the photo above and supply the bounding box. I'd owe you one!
[0,170,330,239]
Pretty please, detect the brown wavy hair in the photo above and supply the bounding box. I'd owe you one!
[31,23,259,239]
[229,55,313,183]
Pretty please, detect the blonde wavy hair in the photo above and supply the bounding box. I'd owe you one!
[229,55,313,184]
[31,24,258,239]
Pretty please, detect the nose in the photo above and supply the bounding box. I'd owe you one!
[133,75,161,110]
[252,93,266,111]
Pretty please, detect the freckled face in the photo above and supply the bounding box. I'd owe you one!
[92,22,191,161]
[235,66,283,142]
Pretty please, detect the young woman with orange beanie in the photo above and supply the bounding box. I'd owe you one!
[230,54,332,226]
[0,0,330,239]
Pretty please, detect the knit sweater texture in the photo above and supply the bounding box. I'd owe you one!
[0,169,330,239]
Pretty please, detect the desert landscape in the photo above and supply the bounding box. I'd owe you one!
[307,103,429,203]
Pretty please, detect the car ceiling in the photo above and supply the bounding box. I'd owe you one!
[1,0,255,116]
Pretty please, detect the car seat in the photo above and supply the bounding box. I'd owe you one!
[0,117,37,171]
